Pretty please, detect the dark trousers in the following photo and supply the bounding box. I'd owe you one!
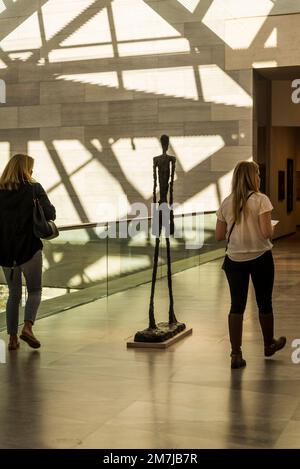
[223,250,274,315]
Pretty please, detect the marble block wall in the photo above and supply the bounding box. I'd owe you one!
[0,0,298,225]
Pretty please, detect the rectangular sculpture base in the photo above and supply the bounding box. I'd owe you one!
[127,327,193,349]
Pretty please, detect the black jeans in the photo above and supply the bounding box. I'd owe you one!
[223,250,274,315]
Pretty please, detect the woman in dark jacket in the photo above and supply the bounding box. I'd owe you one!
[0,154,56,350]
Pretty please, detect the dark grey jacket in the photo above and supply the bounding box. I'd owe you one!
[0,181,56,267]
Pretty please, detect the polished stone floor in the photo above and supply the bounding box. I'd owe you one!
[1,234,300,449]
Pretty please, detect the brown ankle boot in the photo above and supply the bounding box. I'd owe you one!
[259,313,286,357]
[228,314,246,369]
[264,337,286,357]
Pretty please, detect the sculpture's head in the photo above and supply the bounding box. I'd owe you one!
[160,134,169,153]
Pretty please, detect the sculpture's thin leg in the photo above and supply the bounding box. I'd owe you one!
[166,237,177,324]
[148,236,160,329]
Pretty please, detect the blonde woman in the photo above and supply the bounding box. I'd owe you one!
[216,161,286,369]
[0,154,56,350]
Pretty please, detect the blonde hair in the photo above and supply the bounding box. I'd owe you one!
[0,154,34,190]
[232,161,260,224]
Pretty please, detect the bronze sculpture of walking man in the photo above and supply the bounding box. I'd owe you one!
[134,135,185,343]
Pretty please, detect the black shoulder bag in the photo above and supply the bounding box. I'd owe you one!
[221,191,254,270]
[33,184,59,240]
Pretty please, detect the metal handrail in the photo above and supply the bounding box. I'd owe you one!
[58,210,217,231]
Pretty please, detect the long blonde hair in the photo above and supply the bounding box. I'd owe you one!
[232,161,260,224]
[0,154,34,190]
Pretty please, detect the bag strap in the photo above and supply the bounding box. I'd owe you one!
[225,191,255,252]
[32,183,39,206]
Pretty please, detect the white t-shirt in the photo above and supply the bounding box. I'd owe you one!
[216,192,274,262]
